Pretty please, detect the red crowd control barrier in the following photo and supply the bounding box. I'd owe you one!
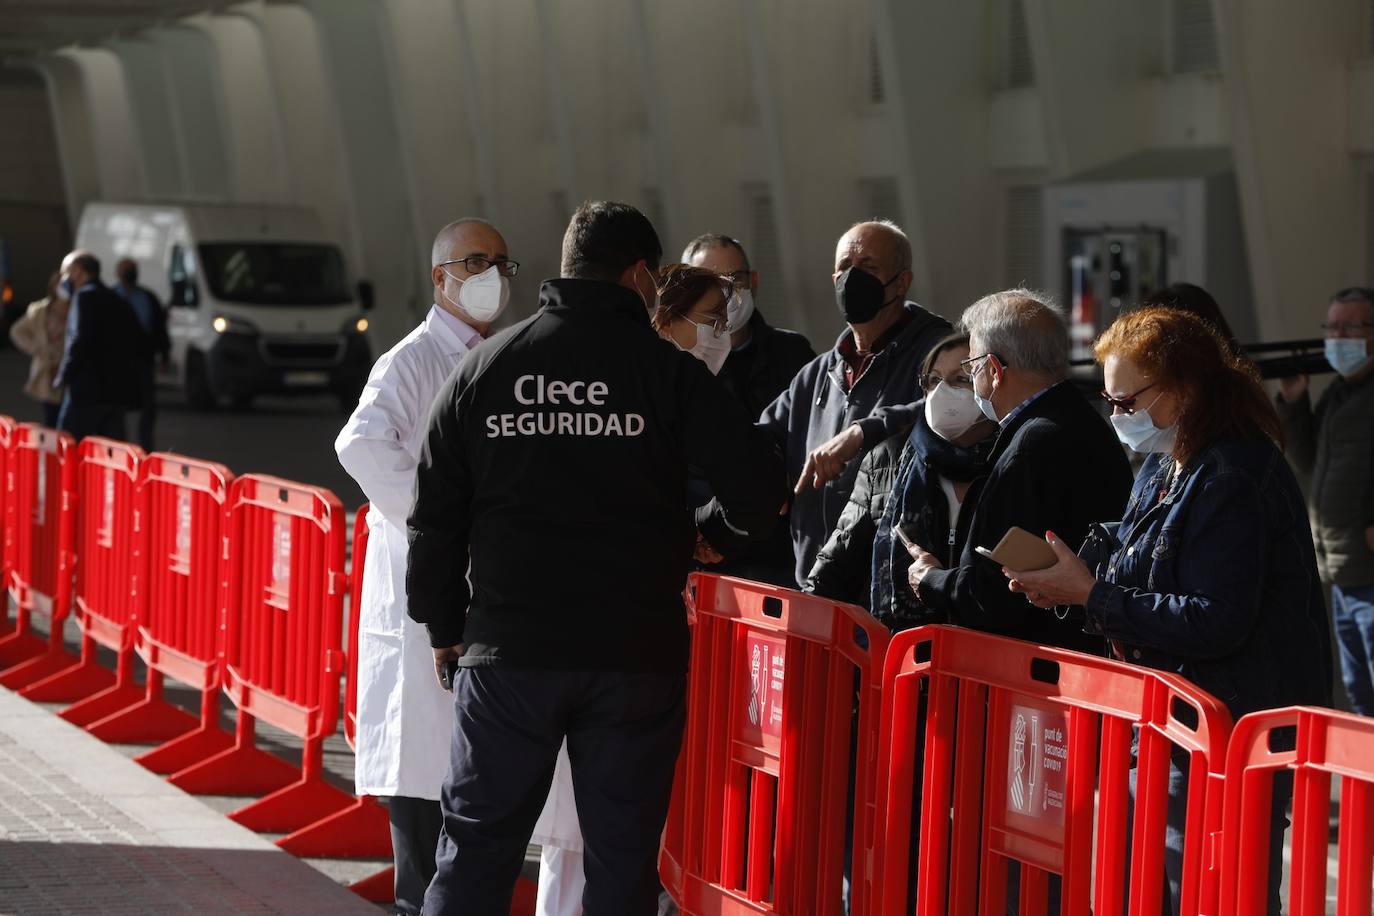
[0,425,77,687]
[24,438,143,704]
[1219,706,1374,916]
[660,573,890,916]
[873,625,1232,916]
[278,504,392,865]
[80,454,234,764]
[170,474,352,834]
[0,414,16,632]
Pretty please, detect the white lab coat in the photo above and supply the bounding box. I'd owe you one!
[335,306,476,799]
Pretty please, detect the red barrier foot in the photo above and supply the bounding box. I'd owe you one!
[0,647,81,691]
[168,740,300,797]
[134,722,235,775]
[349,867,395,904]
[0,629,45,669]
[86,695,197,744]
[511,877,537,916]
[229,775,354,834]
[21,657,116,703]
[276,795,392,858]
[59,682,146,727]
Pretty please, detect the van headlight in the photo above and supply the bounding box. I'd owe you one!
[212,315,258,335]
[353,316,369,334]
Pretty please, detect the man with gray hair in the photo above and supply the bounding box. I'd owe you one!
[760,219,952,587]
[905,288,1132,652]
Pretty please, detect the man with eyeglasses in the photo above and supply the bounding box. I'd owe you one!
[683,233,815,584]
[904,289,1131,655]
[335,217,517,916]
[1278,286,1374,715]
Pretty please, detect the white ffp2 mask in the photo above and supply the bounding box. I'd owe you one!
[443,264,510,323]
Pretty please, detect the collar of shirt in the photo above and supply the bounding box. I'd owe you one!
[837,304,914,390]
[998,383,1054,428]
[430,303,483,352]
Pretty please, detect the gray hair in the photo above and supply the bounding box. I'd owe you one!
[844,219,912,273]
[959,288,1069,379]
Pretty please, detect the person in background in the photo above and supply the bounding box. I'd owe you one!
[907,289,1132,654]
[1005,307,1331,915]
[336,218,517,916]
[759,220,952,587]
[113,259,170,451]
[683,235,814,585]
[1137,282,1237,348]
[807,333,995,630]
[1277,286,1374,715]
[53,250,147,442]
[10,272,70,427]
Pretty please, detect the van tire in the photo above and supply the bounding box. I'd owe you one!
[185,352,216,410]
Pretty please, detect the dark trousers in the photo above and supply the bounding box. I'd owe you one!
[389,795,443,916]
[136,368,156,451]
[56,397,126,442]
[423,666,686,916]
[41,401,60,428]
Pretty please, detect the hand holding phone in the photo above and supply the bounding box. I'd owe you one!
[895,524,918,551]
[440,659,460,691]
[974,526,1057,571]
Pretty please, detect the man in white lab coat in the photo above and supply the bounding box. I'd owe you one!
[336,218,516,916]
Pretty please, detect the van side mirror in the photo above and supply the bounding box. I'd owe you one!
[357,280,375,311]
[170,279,198,308]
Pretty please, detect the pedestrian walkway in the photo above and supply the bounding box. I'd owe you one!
[0,686,380,916]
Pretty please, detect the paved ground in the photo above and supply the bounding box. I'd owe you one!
[0,686,380,916]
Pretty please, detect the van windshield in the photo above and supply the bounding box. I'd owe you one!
[198,243,350,305]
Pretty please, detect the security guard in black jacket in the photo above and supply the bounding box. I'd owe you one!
[407,201,784,916]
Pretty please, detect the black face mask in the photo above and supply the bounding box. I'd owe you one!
[835,266,898,325]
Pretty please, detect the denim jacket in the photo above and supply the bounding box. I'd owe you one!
[1082,436,1332,718]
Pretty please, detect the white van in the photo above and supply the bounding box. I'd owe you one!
[76,202,373,410]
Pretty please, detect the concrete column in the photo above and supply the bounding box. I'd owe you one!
[148,25,232,200]
[54,47,145,200]
[304,0,425,346]
[31,55,101,225]
[190,12,291,203]
[106,37,187,198]
[1214,0,1364,338]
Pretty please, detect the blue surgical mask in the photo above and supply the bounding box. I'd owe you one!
[58,279,74,299]
[972,359,1000,422]
[1109,393,1177,454]
[1324,338,1370,378]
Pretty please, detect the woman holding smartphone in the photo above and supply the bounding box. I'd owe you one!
[1002,307,1330,915]
[806,332,996,631]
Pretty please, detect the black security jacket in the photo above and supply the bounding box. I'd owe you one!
[917,381,1134,653]
[406,278,784,672]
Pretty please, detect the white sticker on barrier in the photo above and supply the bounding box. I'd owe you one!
[99,467,115,548]
[1007,703,1068,825]
[34,453,45,526]
[269,513,292,609]
[171,488,193,575]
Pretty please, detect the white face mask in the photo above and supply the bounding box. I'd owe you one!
[1109,391,1177,454]
[1325,338,1370,378]
[726,288,755,332]
[442,264,510,323]
[637,264,661,316]
[674,320,731,375]
[924,381,983,441]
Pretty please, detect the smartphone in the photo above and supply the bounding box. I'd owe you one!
[440,659,460,691]
[974,526,1057,571]
[894,524,918,550]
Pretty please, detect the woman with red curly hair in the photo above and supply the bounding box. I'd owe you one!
[1004,307,1330,914]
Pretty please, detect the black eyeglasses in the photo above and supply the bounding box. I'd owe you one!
[1100,383,1156,415]
[723,270,751,289]
[438,256,520,278]
[919,372,975,393]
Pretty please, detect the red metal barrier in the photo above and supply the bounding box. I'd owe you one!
[80,454,234,766]
[1219,706,1374,916]
[659,573,890,916]
[278,504,392,863]
[872,625,1232,916]
[169,474,352,834]
[23,438,143,704]
[0,425,76,686]
[0,415,15,634]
